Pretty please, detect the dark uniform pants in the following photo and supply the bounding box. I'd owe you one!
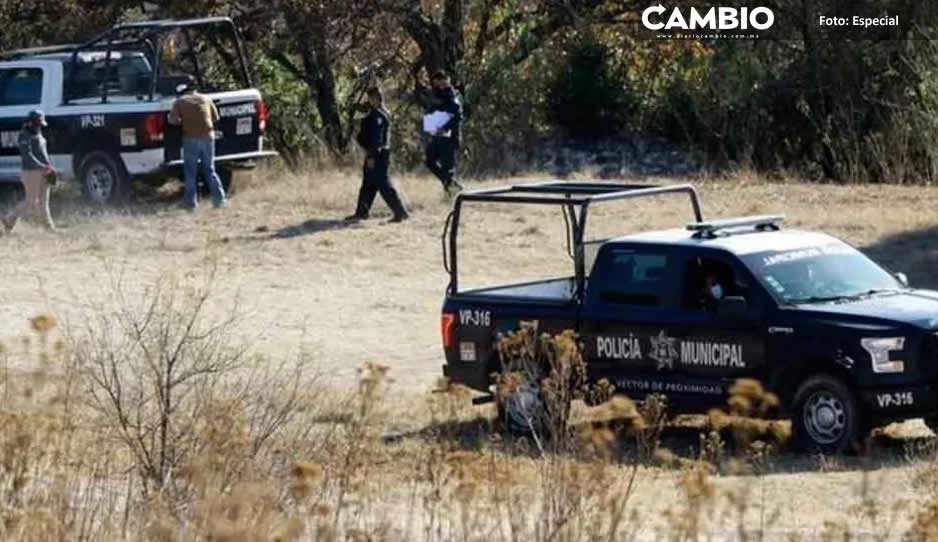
[425,136,457,187]
[355,150,407,218]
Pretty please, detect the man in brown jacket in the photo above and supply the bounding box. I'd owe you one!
[169,78,226,210]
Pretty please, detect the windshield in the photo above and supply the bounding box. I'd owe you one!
[739,241,902,304]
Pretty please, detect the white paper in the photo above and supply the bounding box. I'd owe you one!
[423,111,452,134]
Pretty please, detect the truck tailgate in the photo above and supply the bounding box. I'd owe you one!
[164,89,270,164]
[441,294,581,392]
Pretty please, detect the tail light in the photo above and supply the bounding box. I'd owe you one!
[256,99,268,132]
[441,313,456,349]
[144,112,165,142]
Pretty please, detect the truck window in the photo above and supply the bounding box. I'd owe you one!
[738,242,900,304]
[681,255,749,311]
[599,249,671,306]
[0,68,42,105]
[155,28,247,94]
[65,55,152,101]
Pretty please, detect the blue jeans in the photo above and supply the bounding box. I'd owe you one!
[182,137,225,208]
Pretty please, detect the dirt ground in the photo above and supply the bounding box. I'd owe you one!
[3,169,938,537]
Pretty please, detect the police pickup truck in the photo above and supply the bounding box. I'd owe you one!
[0,17,275,205]
[440,181,938,453]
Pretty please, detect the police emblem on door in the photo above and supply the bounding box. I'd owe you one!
[649,330,679,371]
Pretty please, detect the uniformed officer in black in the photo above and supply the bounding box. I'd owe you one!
[424,70,464,195]
[345,86,409,223]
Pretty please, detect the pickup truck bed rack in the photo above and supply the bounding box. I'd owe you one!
[0,16,252,104]
[443,180,704,295]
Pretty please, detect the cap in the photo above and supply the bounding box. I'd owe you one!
[366,85,384,100]
[175,75,197,95]
[27,109,47,126]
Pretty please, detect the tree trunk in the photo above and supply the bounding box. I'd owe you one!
[277,2,349,157]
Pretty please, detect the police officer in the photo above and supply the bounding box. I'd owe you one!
[345,86,409,223]
[424,70,464,195]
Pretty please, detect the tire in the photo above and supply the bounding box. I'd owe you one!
[791,374,864,454]
[78,151,129,205]
[218,167,236,195]
[496,374,551,438]
[0,182,24,207]
[198,167,236,198]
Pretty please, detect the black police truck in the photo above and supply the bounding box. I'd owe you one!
[0,17,276,205]
[440,181,938,453]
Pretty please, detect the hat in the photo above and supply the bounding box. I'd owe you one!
[27,109,47,126]
[175,75,197,95]
[366,85,384,100]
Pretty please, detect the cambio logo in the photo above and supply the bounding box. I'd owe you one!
[642,4,775,31]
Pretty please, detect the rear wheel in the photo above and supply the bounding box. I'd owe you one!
[198,167,237,197]
[79,151,129,205]
[0,182,24,206]
[218,167,237,195]
[496,376,550,437]
[791,374,864,454]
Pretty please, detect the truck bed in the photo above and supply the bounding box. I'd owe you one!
[442,276,583,391]
[458,276,580,304]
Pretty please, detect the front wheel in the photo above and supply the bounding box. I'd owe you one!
[78,151,129,205]
[791,374,864,454]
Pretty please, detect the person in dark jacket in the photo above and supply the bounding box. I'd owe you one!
[345,86,409,223]
[424,70,464,195]
[2,109,57,233]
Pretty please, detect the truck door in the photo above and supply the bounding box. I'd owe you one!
[670,250,769,404]
[0,65,46,181]
[579,244,726,408]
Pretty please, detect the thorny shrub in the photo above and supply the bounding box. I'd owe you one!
[2,300,933,541]
[493,323,643,452]
[707,378,789,462]
[1,314,126,541]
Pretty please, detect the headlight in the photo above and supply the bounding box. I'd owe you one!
[861,337,905,373]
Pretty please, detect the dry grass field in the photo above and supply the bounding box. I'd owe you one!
[3,168,938,540]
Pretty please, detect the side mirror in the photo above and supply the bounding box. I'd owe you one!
[717,296,749,322]
[895,272,909,288]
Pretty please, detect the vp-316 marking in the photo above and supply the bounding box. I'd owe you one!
[459,309,491,327]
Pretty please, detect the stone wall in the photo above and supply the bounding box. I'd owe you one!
[533,136,701,178]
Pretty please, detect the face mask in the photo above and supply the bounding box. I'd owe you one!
[710,284,723,300]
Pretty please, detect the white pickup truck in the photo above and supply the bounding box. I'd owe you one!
[0,16,276,204]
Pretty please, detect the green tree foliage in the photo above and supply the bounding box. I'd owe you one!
[0,0,133,50]
[1,0,937,182]
[545,36,636,140]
